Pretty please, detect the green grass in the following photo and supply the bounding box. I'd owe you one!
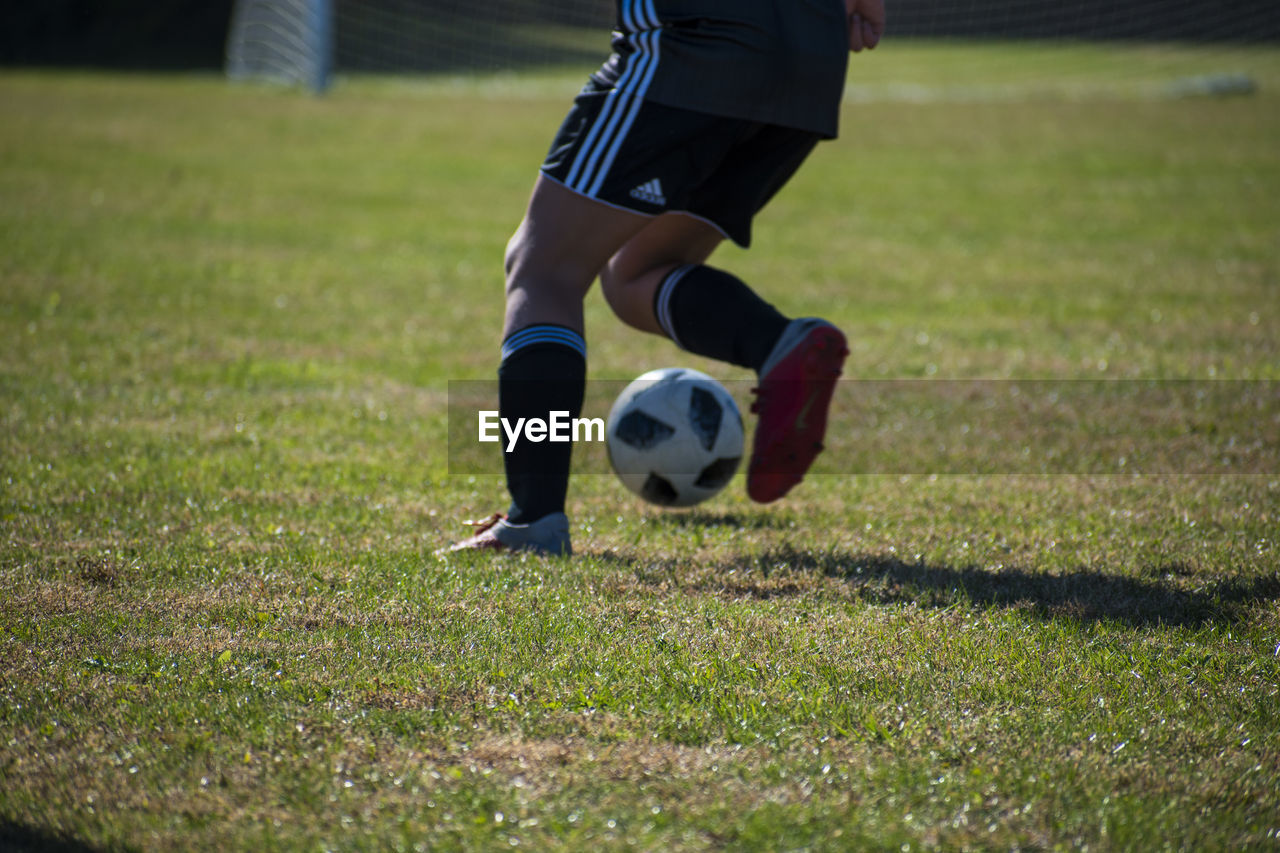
[3,40,1279,851]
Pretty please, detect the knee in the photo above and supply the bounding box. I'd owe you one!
[600,255,676,333]
[503,229,531,295]
[503,226,595,304]
[503,229,554,306]
[598,258,628,316]
[600,255,661,325]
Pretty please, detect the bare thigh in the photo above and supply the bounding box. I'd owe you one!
[503,176,653,338]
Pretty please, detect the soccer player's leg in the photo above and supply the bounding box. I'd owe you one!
[598,213,722,336]
[600,214,791,372]
[598,126,849,503]
[667,126,849,503]
[602,222,845,504]
[444,177,651,556]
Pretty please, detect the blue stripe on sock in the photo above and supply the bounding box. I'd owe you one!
[501,325,587,362]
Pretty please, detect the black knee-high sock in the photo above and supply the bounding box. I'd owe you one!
[652,264,790,372]
[498,325,586,524]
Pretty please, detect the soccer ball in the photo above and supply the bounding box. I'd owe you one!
[606,368,744,507]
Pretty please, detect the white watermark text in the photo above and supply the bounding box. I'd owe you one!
[478,410,605,452]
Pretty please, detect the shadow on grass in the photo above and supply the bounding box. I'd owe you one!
[614,544,1280,629]
[0,821,114,853]
[650,510,795,531]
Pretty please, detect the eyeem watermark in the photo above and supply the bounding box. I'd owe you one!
[449,379,1278,476]
[478,410,605,452]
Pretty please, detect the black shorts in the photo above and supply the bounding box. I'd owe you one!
[540,78,821,248]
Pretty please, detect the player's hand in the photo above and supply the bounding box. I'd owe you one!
[844,0,886,52]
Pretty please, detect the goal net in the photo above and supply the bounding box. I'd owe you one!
[225,0,1280,96]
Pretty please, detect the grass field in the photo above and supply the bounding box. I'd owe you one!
[2,40,1279,850]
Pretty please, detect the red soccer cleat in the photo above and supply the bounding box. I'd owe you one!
[746,318,848,503]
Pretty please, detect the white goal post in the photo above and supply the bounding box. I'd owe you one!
[226,0,335,92]
[225,0,612,91]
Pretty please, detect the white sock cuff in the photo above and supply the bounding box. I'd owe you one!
[653,264,696,350]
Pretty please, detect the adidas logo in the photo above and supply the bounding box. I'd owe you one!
[629,178,667,206]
